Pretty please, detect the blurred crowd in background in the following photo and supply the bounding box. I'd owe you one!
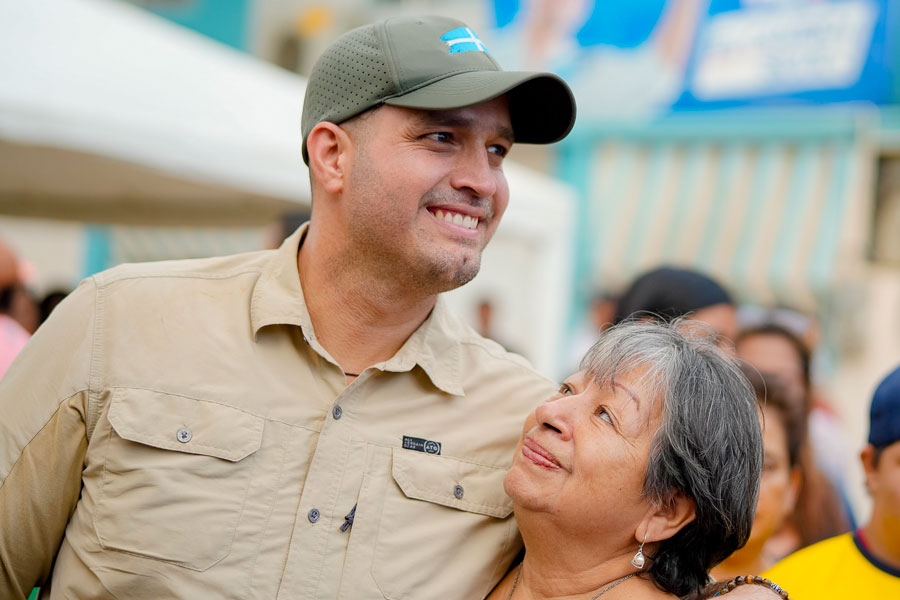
[2,0,900,593]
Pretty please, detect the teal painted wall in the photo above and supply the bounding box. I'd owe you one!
[144,0,250,51]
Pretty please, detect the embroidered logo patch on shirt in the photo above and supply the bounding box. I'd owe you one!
[402,435,442,455]
[439,27,490,54]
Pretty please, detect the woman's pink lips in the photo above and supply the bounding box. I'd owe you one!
[522,436,562,470]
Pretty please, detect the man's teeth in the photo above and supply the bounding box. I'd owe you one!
[434,209,478,230]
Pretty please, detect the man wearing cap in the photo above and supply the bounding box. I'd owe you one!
[763,365,900,598]
[0,15,575,599]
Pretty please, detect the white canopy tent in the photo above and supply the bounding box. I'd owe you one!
[0,0,311,226]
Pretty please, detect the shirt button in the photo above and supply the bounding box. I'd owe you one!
[176,428,192,443]
[332,405,343,420]
[453,484,464,499]
[308,508,320,523]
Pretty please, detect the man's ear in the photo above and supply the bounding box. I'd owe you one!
[307,122,353,195]
[861,444,879,495]
[638,494,696,545]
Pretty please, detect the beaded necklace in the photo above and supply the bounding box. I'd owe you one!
[712,575,790,598]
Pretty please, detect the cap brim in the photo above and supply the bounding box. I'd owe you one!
[384,70,576,144]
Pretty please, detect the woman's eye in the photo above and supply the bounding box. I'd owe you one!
[558,382,573,395]
[596,406,613,424]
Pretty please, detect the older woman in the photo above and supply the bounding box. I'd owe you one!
[487,320,788,599]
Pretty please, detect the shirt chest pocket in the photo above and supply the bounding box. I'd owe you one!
[93,388,264,571]
[369,449,516,599]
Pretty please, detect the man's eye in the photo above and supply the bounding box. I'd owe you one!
[488,144,509,157]
[558,382,573,395]
[595,406,613,424]
[426,132,452,143]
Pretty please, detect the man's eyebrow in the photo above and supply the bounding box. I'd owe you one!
[496,125,515,143]
[413,113,515,143]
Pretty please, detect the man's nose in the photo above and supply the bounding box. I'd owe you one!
[448,146,499,200]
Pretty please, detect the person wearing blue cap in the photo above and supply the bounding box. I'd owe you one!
[764,364,900,598]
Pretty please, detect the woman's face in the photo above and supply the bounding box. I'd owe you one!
[504,369,662,539]
[746,405,799,549]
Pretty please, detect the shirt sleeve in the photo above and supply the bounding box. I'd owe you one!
[0,278,98,596]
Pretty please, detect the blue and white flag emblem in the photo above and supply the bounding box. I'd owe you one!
[439,27,490,55]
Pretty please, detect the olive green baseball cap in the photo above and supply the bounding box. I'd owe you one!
[301,15,576,164]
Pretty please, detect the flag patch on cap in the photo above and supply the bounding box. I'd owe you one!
[440,27,490,54]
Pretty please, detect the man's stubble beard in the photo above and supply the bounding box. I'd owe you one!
[344,149,492,296]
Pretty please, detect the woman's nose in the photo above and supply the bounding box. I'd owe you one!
[534,396,575,441]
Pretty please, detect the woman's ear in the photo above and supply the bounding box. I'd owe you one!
[306,122,353,195]
[638,494,696,544]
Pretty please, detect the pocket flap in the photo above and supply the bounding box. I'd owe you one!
[390,448,513,518]
[107,388,263,462]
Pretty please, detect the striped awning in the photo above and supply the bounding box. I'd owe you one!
[559,109,877,314]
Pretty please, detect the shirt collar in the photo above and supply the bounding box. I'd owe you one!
[853,528,900,578]
[378,296,464,396]
[250,223,313,337]
[250,223,464,396]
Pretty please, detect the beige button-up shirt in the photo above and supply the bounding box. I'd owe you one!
[0,226,555,600]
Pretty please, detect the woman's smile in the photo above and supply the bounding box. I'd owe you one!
[522,436,563,470]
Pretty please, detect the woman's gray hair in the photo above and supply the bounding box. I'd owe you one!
[580,319,762,597]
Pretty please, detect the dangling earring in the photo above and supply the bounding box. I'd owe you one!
[631,535,647,569]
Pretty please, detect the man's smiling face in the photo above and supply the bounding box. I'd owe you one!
[339,96,512,293]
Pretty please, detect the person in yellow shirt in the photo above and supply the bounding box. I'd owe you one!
[764,364,900,597]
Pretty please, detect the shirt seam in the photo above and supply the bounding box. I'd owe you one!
[484,517,518,598]
[458,339,549,378]
[458,339,521,360]
[243,431,291,597]
[311,433,354,596]
[392,487,511,514]
[104,384,327,432]
[93,267,264,289]
[86,276,102,441]
[0,391,88,485]
[386,444,510,471]
[105,385,273,422]
[91,385,516,468]
[457,339,554,390]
